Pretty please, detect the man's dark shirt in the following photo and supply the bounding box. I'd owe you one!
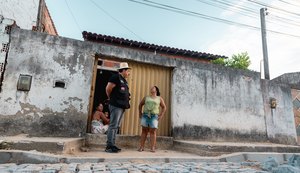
[108,74,130,109]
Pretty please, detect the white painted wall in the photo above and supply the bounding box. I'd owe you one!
[172,66,266,134]
[0,28,94,136]
[0,26,296,143]
[262,80,297,144]
[0,30,92,115]
[0,0,39,29]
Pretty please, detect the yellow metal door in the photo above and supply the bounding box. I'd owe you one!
[120,61,172,136]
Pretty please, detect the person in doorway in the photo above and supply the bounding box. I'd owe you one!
[138,86,167,152]
[105,62,131,153]
[91,103,110,134]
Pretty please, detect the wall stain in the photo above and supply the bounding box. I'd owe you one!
[173,124,267,143]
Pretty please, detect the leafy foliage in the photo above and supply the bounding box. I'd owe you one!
[212,52,251,70]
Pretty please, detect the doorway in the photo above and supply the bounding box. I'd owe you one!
[88,58,172,136]
[92,69,116,114]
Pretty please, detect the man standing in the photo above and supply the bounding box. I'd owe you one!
[105,62,131,153]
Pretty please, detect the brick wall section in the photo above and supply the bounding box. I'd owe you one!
[41,4,58,35]
[292,89,300,138]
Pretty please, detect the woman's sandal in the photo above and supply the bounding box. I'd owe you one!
[138,147,144,152]
[150,148,155,153]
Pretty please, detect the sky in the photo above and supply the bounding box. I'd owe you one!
[45,0,300,79]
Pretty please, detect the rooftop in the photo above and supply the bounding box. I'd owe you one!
[82,31,228,61]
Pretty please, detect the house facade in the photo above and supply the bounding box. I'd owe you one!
[0,21,298,144]
[0,0,57,35]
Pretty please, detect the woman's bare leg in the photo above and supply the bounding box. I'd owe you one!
[149,128,156,152]
[138,127,149,151]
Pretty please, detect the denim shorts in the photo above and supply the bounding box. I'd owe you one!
[140,113,158,129]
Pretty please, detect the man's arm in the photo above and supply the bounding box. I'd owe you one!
[106,82,116,99]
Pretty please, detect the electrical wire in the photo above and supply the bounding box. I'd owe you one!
[89,0,145,41]
[129,0,300,39]
[64,0,82,33]
[278,0,300,8]
[247,0,300,17]
[197,0,300,28]
[195,0,258,19]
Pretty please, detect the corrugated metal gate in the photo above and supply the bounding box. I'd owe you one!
[120,61,172,136]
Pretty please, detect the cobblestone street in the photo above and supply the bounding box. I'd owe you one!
[0,161,267,173]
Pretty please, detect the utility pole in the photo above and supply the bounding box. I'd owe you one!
[260,8,270,79]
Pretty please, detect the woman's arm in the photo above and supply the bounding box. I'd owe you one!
[92,111,101,121]
[100,112,110,125]
[159,97,167,120]
[138,97,146,118]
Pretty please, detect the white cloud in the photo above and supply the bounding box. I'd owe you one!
[221,0,248,17]
[206,0,300,79]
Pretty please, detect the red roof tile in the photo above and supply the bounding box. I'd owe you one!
[82,31,227,60]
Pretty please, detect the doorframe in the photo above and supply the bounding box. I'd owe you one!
[86,55,98,133]
[87,55,121,133]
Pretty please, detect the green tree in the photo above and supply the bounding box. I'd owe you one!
[212,52,251,70]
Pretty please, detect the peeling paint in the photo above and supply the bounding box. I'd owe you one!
[0,28,93,136]
[0,27,297,144]
[0,0,39,30]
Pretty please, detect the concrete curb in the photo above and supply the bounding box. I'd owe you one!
[1,150,300,164]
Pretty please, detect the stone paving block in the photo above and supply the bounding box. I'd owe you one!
[128,171,143,173]
[272,164,300,173]
[66,163,78,172]
[44,163,63,170]
[112,170,130,173]
[39,170,57,173]
[15,164,44,172]
[128,167,143,173]
[285,153,295,161]
[0,164,20,172]
[78,162,92,171]
[144,170,160,173]
[198,166,219,172]
[66,158,103,163]
[92,163,106,171]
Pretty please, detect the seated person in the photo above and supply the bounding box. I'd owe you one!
[91,103,110,134]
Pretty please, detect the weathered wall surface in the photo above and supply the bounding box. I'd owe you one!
[272,72,300,144]
[0,28,94,137]
[171,61,297,144]
[261,80,297,144]
[0,28,297,144]
[0,0,39,30]
[272,72,300,90]
[171,61,268,142]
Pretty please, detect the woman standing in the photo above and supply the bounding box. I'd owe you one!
[138,86,167,152]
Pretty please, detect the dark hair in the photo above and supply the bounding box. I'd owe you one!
[154,86,161,96]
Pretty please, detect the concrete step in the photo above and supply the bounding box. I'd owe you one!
[0,134,84,154]
[3,134,300,157]
[173,140,300,156]
[85,133,173,150]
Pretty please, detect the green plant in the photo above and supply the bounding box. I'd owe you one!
[212,52,251,70]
